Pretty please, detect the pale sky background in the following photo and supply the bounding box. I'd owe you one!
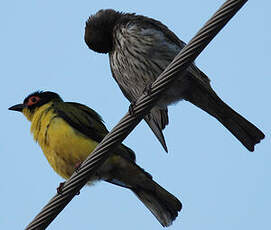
[1,1,270,229]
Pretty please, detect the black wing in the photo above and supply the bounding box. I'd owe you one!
[54,102,136,162]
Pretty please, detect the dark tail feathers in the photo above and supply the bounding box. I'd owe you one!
[144,107,169,152]
[185,83,265,151]
[106,156,181,227]
[132,180,182,227]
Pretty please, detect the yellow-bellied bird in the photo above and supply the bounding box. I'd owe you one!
[9,91,181,227]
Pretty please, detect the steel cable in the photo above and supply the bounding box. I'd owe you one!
[25,0,248,229]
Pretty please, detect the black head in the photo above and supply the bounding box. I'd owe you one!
[85,9,123,53]
[9,91,63,112]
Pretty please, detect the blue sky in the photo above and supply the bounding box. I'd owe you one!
[1,0,270,229]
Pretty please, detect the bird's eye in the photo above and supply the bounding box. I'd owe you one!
[27,96,40,106]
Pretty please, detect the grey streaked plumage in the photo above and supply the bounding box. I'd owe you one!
[85,9,265,152]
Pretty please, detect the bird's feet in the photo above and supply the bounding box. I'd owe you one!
[74,162,82,173]
[143,83,152,96]
[57,182,65,195]
[57,181,80,196]
[129,101,136,115]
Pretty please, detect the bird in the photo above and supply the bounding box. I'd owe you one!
[9,91,182,227]
[84,9,265,152]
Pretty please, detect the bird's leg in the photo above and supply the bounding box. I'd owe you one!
[57,181,80,196]
[129,101,136,115]
[57,182,65,195]
[129,83,152,115]
[129,84,152,115]
[143,83,152,96]
[74,162,82,172]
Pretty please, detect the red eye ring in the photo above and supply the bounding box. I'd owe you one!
[27,96,40,106]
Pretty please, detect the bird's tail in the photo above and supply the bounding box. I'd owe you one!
[131,179,182,227]
[144,107,169,152]
[105,156,182,227]
[185,81,265,151]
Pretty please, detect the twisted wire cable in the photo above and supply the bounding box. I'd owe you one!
[25,0,248,229]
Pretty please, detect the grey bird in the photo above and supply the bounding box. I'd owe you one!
[84,9,265,152]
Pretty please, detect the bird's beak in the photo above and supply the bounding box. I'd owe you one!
[8,103,25,112]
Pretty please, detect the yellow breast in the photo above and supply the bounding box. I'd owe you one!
[30,103,99,179]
